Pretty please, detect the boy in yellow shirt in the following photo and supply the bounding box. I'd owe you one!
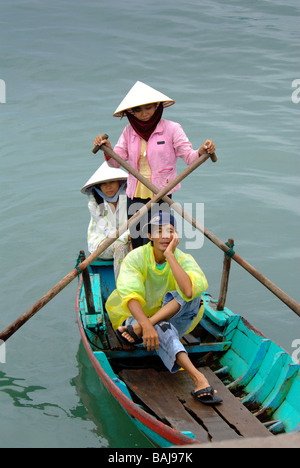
[106,211,222,406]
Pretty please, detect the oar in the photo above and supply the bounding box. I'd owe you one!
[97,142,300,318]
[0,151,212,342]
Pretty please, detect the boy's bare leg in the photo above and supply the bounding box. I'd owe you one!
[175,351,217,396]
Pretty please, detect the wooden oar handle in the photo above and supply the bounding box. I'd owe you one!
[205,142,217,162]
[92,134,109,154]
[209,152,218,163]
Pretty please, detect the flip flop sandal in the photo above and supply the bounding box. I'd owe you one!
[191,386,223,406]
[116,325,143,346]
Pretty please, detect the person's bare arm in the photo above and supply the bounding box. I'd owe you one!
[164,233,193,298]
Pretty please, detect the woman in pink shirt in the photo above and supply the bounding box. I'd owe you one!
[94,81,215,249]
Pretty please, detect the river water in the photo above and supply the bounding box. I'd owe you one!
[0,0,299,447]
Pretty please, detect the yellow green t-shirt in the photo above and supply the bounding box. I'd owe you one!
[106,242,208,331]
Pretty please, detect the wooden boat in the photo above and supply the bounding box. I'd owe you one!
[75,254,300,447]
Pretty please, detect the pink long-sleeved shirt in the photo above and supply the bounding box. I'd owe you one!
[105,118,200,200]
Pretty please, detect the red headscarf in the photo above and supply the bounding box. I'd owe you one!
[125,103,163,141]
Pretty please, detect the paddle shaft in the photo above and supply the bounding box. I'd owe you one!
[100,143,300,318]
[0,154,211,342]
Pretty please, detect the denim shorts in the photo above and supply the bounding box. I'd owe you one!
[124,291,201,373]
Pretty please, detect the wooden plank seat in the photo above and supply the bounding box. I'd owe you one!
[105,319,231,355]
[104,315,226,352]
[180,333,201,346]
[119,366,272,444]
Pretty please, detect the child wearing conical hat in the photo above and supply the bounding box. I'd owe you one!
[81,161,130,279]
[94,81,216,249]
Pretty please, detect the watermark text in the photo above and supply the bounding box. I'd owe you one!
[126,201,205,250]
[0,79,6,104]
[291,79,300,104]
[0,340,6,364]
[292,339,300,362]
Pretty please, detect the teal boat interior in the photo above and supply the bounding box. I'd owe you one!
[76,258,300,444]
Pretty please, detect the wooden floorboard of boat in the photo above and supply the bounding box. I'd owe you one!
[199,368,272,439]
[119,367,272,443]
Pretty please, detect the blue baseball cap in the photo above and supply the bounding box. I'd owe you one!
[144,211,177,233]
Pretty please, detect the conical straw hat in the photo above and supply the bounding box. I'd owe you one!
[113,81,175,117]
[81,161,128,194]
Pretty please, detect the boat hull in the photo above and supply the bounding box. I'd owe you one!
[76,258,300,447]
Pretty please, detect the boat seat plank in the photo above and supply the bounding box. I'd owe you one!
[119,368,209,443]
[181,333,200,346]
